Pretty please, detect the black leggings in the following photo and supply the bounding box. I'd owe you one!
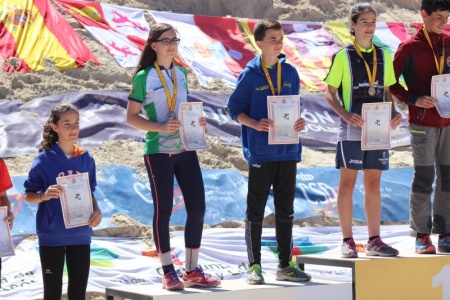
[39,244,90,300]
[144,151,205,253]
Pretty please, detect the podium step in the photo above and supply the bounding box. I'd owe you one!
[297,252,450,300]
[105,277,351,300]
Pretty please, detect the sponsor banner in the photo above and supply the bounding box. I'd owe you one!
[0,90,411,158]
[0,90,141,157]
[0,0,98,73]
[0,226,420,299]
[8,166,411,236]
[150,11,255,88]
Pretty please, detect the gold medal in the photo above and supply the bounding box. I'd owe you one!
[155,62,178,120]
[353,40,377,96]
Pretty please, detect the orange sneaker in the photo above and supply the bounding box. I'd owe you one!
[162,270,184,291]
[182,267,221,288]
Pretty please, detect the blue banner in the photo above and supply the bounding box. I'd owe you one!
[8,166,412,235]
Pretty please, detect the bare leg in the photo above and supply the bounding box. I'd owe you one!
[338,168,358,238]
[363,169,382,238]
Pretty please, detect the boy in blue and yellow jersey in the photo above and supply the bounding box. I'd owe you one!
[226,18,310,285]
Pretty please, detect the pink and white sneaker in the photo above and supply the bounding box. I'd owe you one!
[182,267,221,288]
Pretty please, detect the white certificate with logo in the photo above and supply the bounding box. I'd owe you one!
[0,206,14,257]
[267,95,300,144]
[56,173,93,229]
[431,74,450,118]
[361,102,391,150]
[179,102,209,150]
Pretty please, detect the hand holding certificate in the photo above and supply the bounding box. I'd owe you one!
[431,74,450,118]
[267,95,300,144]
[361,102,391,150]
[56,173,93,229]
[179,102,209,150]
[0,206,14,257]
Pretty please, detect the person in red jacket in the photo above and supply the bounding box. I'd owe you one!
[391,0,450,254]
[0,158,14,288]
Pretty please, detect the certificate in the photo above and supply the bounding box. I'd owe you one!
[179,102,209,150]
[431,74,450,118]
[267,95,300,144]
[0,206,14,257]
[56,173,93,229]
[361,102,391,150]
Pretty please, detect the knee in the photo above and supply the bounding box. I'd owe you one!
[275,206,294,222]
[412,166,435,194]
[246,213,264,224]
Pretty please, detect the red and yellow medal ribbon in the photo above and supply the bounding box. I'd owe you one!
[352,40,377,89]
[155,62,178,112]
[260,56,282,96]
[423,24,445,75]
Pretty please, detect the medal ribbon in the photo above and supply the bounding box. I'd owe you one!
[423,24,445,74]
[352,40,377,89]
[260,56,281,96]
[155,62,178,112]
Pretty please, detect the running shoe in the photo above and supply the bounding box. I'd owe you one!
[416,235,436,254]
[276,261,311,282]
[182,266,221,288]
[438,234,450,253]
[246,264,265,285]
[162,270,184,291]
[341,238,358,258]
[366,237,399,257]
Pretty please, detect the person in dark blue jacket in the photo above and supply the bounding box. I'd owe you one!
[226,18,309,285]
[24,103,102,300]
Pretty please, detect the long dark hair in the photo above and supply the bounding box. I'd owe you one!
[39,103,78,153]
[349,3,376,36]
[133,23,175,78]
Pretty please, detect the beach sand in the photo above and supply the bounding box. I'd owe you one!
[1,1,421,298]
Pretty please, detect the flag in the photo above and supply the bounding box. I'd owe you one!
[327,22,409,54]
[150,11,255,88]
[0,0,98,73]
[239,19,339,92]
[56,0,150,69]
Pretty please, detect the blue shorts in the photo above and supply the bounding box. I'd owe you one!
[335,141,389,170]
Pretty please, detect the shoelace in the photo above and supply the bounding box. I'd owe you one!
[166,271,178,281]
[194,267,210,279]
[372,238,392,249]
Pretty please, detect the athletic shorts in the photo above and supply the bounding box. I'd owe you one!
[335,141,389,170]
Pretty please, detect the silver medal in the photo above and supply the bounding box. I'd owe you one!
[368,86,376,97]
[167,111,176,120]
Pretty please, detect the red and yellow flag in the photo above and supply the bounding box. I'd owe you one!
[0,0,98,72]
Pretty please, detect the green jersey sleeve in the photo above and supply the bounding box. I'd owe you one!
[129,68,150,102]
[383,49,396,87]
